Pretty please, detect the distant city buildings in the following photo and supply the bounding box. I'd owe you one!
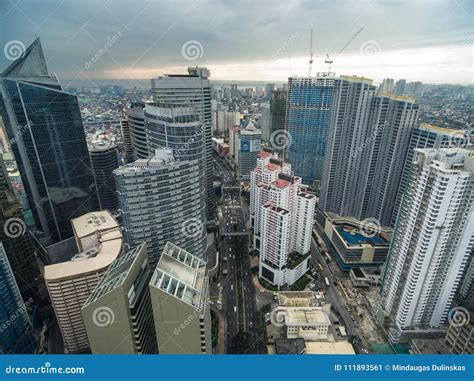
[0,242,36,354]
[82,242,157,354]
[286,75,335,185]
[378,148,474,344]
[150,242,211,354]
[44,211,123,353]
[88,140,120,212]
[0,38,98,244]
[114,149,206,269]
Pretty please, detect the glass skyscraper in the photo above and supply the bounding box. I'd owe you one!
[286,75,335,185]
[0,38,98,244]
[0,242,36,354]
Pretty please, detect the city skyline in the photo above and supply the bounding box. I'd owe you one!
[0,0,472,84]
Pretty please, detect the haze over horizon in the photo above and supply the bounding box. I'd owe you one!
[1,0,473,84]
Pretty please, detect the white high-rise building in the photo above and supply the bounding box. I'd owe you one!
[379,148,474,343]
[251,150,316,287]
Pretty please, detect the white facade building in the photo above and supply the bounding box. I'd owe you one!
[379,148,474,343]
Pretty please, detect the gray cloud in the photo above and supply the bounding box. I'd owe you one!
[1,0,472,82]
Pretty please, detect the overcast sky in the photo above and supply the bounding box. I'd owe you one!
[1,0,472,84]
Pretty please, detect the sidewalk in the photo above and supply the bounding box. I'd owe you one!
[211,306,226,354]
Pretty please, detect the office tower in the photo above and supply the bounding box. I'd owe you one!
[260,103,271,142]
[125,103,148,160]
[319,76,377,218]
[270,89,287,147]
[286,76,335,185]
[391,124,463,225]
[0,38,98,245]
[394,79,406,95]
[320,89,419,227]
[0,152,41,302]
[114,149,206,269]
[82,242,157,354]
[44,211,123,353]
[379,148,474,344]
[88,141,120,212]
[0,242,36,354]
[265,83,275,100]
[236,121,261,180]
[230,83,238,97]
[151,67,214,220]
[378,78,394,94]
[149,242,211,354]
[120,118,134,163]
[145,102,204,165]
[213,109,240,136]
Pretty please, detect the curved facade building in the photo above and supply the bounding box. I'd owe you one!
[125,104,148,160]
[145,102,204,164]
[88,140,120,212]
[114,149,206,269]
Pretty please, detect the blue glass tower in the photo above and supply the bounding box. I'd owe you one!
[0,242,36,354]
[285,75,335,185]
[0,39,98,244]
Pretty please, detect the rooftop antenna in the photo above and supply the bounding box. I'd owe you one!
[308,28,314,77]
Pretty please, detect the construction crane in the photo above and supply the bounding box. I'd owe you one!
[308,28,314,77]
[324,27,364,74]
